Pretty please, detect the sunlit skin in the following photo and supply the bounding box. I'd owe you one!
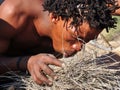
[0,0,120,85]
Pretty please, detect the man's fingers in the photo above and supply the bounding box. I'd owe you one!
[30,68,43,85]
[34,65,52,85]
[37,72,52,85]
[28,54,65,85]
[41,64,57,80]
[44,56,63,67]
[30,65,52,85]
[47,54,56,58]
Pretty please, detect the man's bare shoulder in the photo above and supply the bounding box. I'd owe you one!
[0,0,25,37]
[0,0,31,17]
[0,0,26,22]
[0,0,43,22]
[1,0,43,15]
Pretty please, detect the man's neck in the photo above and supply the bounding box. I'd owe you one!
[33,12,54,38]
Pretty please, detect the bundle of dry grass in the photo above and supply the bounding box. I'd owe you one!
[22,50,120,90]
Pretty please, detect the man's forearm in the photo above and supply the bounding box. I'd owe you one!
[0,56,30,74]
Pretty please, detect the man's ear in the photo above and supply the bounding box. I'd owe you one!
[49,13,58,24]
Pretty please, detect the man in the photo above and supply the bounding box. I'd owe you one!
[0,0,119,85]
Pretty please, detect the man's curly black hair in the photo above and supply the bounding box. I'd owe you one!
[43,0,120,32]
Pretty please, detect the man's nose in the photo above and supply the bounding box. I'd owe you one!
[72,42,82,51]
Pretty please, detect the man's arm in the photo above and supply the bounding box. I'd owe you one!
[0,53,63,85]
[0,34,62,86]
[0,38,28,73]
[0,39,63,85]
[0,56,29,74]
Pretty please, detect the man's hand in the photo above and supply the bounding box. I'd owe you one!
[27,54,63,85]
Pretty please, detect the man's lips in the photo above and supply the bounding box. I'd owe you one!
[63,50,77,57]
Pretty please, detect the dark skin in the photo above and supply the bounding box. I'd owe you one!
[0,0,120,85]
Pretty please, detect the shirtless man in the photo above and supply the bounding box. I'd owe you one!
[0,0,119,85]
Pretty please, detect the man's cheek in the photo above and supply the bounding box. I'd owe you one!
[53,43,62,53]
